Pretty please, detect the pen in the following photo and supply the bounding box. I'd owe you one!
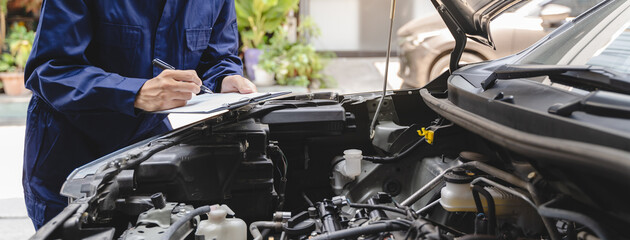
[152,58,214,94]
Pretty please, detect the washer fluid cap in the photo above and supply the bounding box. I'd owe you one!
[208,204,235,223]
[343,149,362,157]
[444,167,474,183]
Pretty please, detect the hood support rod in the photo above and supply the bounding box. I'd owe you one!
[369,0,397,139]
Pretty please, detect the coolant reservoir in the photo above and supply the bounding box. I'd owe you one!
[343,149,362,178]
[439,168,526,216]
[195,205,246,240]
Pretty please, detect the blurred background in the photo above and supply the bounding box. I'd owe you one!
[0,0,602,239]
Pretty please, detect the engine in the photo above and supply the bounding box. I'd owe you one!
[41,91,625,240]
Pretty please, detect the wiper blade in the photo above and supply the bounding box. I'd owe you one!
[481,64,630,94]
[549,90,630,118]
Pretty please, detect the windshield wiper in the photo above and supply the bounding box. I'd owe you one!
[548,90,630,118]
[481,64,630,94]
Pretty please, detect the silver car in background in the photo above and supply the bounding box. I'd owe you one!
[398,0,602,87]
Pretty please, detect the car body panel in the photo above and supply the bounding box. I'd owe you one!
[444,0,630,152]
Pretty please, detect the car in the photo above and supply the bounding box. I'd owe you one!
[397,0,603,88]
[32,0,630,239]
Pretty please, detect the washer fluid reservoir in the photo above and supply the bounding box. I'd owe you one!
[439,168,526,216]
[195,204,246,240]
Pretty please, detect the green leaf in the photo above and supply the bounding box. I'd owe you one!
[1,23,35,72]
[237,10,336,89]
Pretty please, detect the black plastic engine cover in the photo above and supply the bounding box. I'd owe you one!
[260,103,348,138]
[133,120,275,221]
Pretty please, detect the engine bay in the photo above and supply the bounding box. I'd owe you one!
[34,82,630,240]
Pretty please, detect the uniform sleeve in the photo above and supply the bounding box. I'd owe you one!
[196,0,244,92]
[25,0,147,116]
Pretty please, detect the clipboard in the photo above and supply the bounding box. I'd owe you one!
[155,91,291,114]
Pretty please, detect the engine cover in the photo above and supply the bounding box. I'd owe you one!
[134,120,276,222]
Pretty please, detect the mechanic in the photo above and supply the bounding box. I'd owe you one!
[22,0,255,229]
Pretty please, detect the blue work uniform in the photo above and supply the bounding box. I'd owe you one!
[23,0,243,229]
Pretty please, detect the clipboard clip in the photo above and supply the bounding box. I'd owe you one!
[222,92,273,108]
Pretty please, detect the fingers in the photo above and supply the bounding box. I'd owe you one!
[221,75,257,93]
[237,81,255,93]
[159,69,202,93]
[242,79,257,93]
[161,69,202,86]
[169,91,194,101]
[135,70,201,111]
[136,73,256,112]
[169,80,201,94]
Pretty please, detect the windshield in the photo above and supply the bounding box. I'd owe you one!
[518,0,630,74]
[585,24,630,74]
[517,0,603,17]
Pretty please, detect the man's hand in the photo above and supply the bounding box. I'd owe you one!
[134,70,202,111]
[220,75,257,93]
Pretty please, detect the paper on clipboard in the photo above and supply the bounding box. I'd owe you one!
[156,92,290,114]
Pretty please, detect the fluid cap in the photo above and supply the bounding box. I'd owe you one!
[208,205,236,223]
[308,207,318,218]
[444,167,474,183]
[151,192,166,209]
[342,149,362,178]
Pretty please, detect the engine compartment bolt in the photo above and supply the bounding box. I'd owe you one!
[527,172,536,180]
[177,208,187,216]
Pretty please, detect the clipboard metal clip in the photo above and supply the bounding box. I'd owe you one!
[222,92,273,109]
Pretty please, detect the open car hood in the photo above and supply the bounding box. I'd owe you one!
[430,0,525,71]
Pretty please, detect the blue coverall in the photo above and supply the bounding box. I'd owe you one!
[23,0,243,229]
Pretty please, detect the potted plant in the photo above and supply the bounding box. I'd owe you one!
[258,18,335,89]
[0,0,41,49]
[0,23,35,95]
[0,0,8,49]
[234,0,298,81]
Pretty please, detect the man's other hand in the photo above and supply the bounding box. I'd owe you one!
[134,70,202,111]
[221,75,257,93]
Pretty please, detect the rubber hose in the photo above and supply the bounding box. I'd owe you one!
[348,203,407,215]
[260,229,271,239]
[362,137,426,163]
[538,199,612,240]
[310,221,409,240]
[471,186,497,235]
[462,161,560,240]
[161,205,210,240]
[250,221,282,240]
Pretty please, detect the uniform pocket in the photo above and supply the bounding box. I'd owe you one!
[93,22,142,76]
[184,27,212,69]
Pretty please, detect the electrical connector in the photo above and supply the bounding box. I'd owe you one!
[417,128,435,144]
